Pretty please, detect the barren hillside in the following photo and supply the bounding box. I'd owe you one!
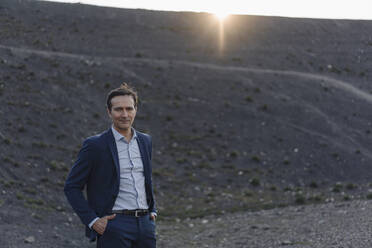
[1,0,372,247]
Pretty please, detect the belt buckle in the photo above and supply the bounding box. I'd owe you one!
[135,210,139,217]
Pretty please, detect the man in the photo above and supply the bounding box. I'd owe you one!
[64,83,157,248]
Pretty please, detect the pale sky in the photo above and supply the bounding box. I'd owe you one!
[41,0,372,20]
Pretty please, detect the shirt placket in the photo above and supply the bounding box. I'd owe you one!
[127,138,140,209]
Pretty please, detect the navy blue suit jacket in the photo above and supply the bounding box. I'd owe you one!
[64,128,156,241]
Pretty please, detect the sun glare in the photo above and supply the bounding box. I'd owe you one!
[214,11,230,21]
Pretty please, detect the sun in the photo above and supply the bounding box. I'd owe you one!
[213,10,230,21]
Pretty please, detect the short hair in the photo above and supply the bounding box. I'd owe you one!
[106,83,138,111]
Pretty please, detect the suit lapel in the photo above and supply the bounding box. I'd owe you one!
[136,134,150,179]
[106,129,120,183]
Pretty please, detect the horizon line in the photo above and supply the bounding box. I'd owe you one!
[38,0,372,21]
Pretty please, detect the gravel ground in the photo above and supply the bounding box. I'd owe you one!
[3,200,372,247]
[157,200,372,248]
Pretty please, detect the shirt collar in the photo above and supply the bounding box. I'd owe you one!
[111,126,137,142]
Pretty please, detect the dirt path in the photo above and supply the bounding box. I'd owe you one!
[2,44,372,105]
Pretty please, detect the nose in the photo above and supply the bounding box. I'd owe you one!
[121,109,128,117]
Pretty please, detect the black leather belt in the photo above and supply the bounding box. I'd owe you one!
[111,209,148,217]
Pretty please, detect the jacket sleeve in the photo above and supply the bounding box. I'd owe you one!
[148,135,157,214]
[149,135,152,160]
[64,138,98,226]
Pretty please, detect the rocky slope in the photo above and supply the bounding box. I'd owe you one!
[1,0,372,247]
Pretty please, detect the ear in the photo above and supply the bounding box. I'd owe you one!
[107,107,112,118]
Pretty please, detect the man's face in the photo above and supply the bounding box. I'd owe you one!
[108,95,137,132]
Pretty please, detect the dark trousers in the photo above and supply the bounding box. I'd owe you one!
[97,214,156,248]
